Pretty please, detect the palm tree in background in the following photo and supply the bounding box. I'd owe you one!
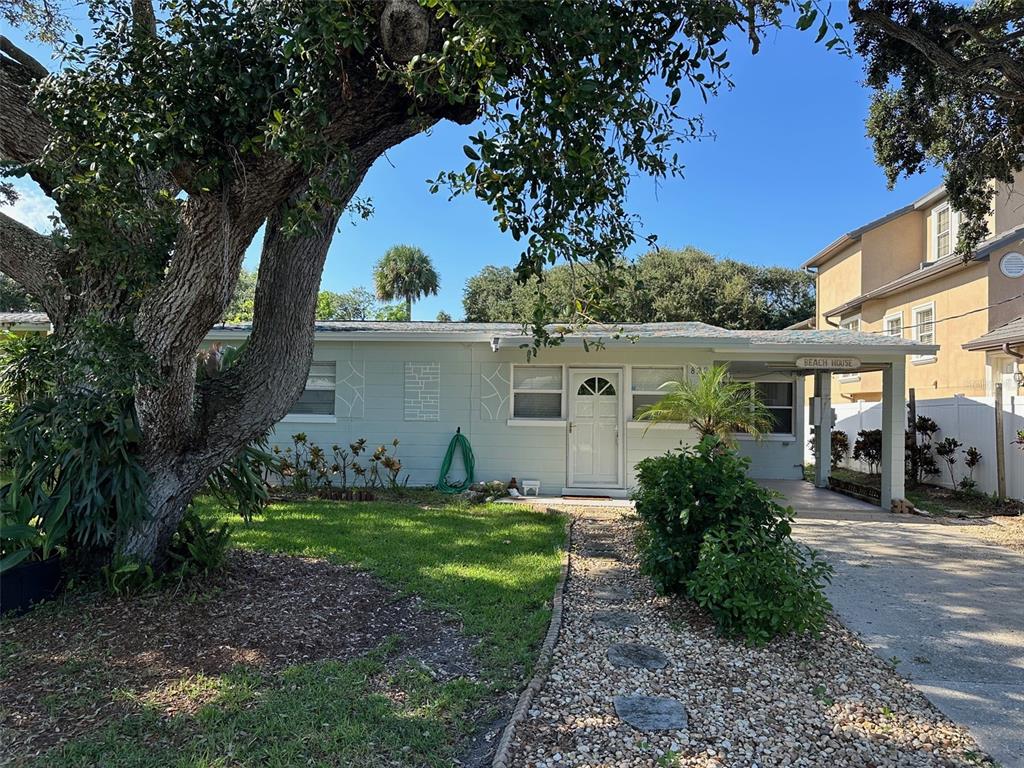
[373,245,440,320]
[637,364,774,444]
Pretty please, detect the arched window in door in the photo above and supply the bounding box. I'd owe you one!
[577,376,616,396]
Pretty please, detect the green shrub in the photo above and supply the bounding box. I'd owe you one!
[633,437,789,594]
[688,520,833,646]
[634,436,833,645]
[807,428,850,469]
[852,429,883,474]
[167,508,232,578]
[100,556,157,597]
[101,509,230,596]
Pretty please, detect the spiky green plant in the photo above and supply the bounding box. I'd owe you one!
[637,364,774,443]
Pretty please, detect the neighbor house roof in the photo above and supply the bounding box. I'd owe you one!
[963,316,1024,352]
[208,320,937,356]
[801,184,950,270]
[0,311,50,330]
[821,222,1024,320]
[785,317,815,330]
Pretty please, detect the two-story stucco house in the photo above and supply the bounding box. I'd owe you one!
[801,180,1024,401]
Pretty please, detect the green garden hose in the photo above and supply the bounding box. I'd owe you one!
[437,428,475,493]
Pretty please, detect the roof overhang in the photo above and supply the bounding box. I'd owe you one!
[801,204,916,269]
[822,249,994,320]
[962,317,1024,352]
[207,323,938,359]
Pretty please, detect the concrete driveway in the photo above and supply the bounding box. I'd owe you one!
[762,480,1024,768]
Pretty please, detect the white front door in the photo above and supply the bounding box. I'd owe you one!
[568,370,623,487]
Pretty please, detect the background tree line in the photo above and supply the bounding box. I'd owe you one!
[462,247,814,330]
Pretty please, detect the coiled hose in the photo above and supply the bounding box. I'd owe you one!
[436,428,475,493]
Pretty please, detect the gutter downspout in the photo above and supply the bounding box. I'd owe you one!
[1003,342,1024,360]
[802,266,843,329]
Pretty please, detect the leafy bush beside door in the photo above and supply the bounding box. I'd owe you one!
[634,437,832,645]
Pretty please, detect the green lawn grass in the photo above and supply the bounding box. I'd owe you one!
[202,497,568,678]
[17,498,566,768]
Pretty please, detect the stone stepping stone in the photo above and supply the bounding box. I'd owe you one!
[613,695,687,731]
[582,548,622,560]
[607,643,669,670]
[590,569,630,584]
[593,610,640,629]
[593,585,632,603]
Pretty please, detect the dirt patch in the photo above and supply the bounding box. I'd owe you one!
[944,514,1024,554]
[0,549,478,760]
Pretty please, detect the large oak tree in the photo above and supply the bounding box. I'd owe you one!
[852,0,1024,255]
[1,0,835,565]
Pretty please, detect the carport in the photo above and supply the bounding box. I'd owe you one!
[715,328,937,509]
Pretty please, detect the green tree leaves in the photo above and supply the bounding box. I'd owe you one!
[462,248,814,329]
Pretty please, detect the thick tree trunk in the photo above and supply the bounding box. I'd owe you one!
[1,23,479,569]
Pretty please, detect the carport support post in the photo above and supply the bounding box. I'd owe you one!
[880,361,906,510]
[813,372,831,489]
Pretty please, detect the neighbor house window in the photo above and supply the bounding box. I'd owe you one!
[511,365,563,419]
[290,362,336,416]
[883,313,903,338]
[932,203,965,261]
[630,366,685,419]
[749,381,796,435]
[912,303,937,362]
[838,315,861,380]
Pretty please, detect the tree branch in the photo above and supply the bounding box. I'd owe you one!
[0,210,65,321]
[851,0,1024,99]
[0,38,54,192]
[189,122,425,470]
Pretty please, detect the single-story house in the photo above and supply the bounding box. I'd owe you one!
[204,320,936,506]
[0,311,51,334]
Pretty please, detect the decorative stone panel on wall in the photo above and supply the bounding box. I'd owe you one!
[404,362,440,421]
[480,363,509,420]
[337,360,365,418]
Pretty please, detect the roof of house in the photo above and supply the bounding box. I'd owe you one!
[821,222,1024,320]
[801,184,950,270]
[963,316,1024,351]
[2,313,936,355]
[0,311,50,327]
[208,319,936,355]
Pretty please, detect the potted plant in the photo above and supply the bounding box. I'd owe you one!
[0,477,68,614]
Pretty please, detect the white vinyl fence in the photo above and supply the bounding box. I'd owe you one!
[803,395,1024,501]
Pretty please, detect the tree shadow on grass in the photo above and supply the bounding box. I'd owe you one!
[0,551,481,762]
[39,651,484,768]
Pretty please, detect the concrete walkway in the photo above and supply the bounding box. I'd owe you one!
[765,480,1024,768]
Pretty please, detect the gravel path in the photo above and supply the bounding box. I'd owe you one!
[506,506,995,768]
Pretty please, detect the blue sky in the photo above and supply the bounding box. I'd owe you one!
[2,11,943,320]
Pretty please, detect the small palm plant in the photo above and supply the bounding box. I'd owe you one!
[637,364,774,443]
[373,245,440,320]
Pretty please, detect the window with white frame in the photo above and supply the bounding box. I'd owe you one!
[912,303,937,361]
[883,312,903,338]
[290,362,336,416]
[838,315,861,379]
[932,203,962,261]
[511,365,563,419]
[737,380,795,435]
[630,366,685,419]
[839,315,860,333]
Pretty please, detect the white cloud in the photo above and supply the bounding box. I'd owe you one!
[0,180,58,234]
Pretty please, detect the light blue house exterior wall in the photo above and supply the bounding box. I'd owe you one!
[266,339,807,495]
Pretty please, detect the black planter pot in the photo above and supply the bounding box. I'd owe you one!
[0,555,62,616]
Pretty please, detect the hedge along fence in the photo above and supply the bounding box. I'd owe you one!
[803,394,1024,501]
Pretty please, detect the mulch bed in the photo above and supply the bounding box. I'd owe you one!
[0,549,478,761]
